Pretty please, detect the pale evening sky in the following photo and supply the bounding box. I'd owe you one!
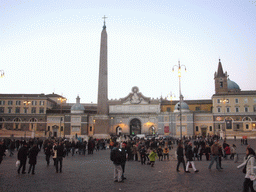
[1,0,256,103]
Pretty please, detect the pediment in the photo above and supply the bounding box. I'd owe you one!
[121,86,151,105]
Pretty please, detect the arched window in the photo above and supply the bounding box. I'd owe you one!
[0,117,5,130]
[29,118,38,131]
[13,117,22,130]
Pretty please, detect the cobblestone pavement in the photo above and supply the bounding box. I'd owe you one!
[0,139,254,192]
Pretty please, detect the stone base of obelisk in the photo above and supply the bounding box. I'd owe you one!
[94,115,110,139]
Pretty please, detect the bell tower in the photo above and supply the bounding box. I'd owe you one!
[214,59,228,94]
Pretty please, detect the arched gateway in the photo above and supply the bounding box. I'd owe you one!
[130,118,141,135]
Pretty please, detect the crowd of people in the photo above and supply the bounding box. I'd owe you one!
[0,135,255,191]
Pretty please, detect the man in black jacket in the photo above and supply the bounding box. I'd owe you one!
[121,143,128,180]
[54,142,65,173]
[17,143,28,174]
[110,142,123,183]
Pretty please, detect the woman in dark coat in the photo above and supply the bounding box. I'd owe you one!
[28,144,40,175]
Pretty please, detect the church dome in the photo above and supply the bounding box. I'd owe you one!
[174,101,190,112]
[71,96,85,114]
[227,78,240,90]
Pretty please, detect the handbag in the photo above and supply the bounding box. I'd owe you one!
[16,160,20,167]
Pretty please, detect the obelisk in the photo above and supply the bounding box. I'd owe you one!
[94,16,110,138]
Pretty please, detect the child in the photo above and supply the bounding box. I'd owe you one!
[149,149,158,167]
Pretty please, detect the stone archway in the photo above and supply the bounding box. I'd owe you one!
[130,118,141,135]
[116,126,122,136]
[148,126,156,136]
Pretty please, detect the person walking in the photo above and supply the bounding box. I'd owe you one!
[17,143,29,174]
[237,148,256,192]
[140,145,147,165]
[208,140,221,171]
[0,140,6,165]
[44,142,52,166]
[120,143,128,180]
[176,142,186,172]
[54,142,65,173]
[27,144,40,175]
[185,142,199,173]
[110,142,123,183]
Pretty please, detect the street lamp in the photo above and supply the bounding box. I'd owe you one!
[0,70,4,78]
[220,98,228,139]
[172,60,187,140]
[58,97,66,138]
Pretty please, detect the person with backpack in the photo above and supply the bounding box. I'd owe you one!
[110,142,123,183]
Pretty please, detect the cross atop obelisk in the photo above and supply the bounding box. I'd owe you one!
[102,15,107,29]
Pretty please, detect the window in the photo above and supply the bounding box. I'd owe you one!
[236,124,240,129]
[254,98,256,103]
[15,107,20,114]
[217,107,221,113]
[167,107,171,112]
[90,126,92,132]
[218,124,221,129]
[32,101,37,106]
[245,107,248,112]
[246,124,249,129]
[196,126,199,132]
[236,107,239,113]
[209,126,212,132]
[39,101,45,106]
[220,82,223,87]
[226,107,230,113]
[195,107,200,111]
[244,98,248,103]
[16,101,21,105]
[48,126,50,131]
[8,101,13,105]
[0,101,5,105]
[0,107,4,113]
[8,107,12,113]
[235,98,239,104]
[31,107,36,114]
[61,126,63,131]
[24,108,28,114]
[39,108,44,114]
[217,99,221,104]
[254,106,256,112]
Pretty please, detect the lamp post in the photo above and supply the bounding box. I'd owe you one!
[58,97,67,138]
[23,99,31,139]
[172,61,187,140]
[0,70,4,78]
[220,98,228,139]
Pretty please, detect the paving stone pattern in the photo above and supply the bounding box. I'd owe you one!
[0,139,254,192]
